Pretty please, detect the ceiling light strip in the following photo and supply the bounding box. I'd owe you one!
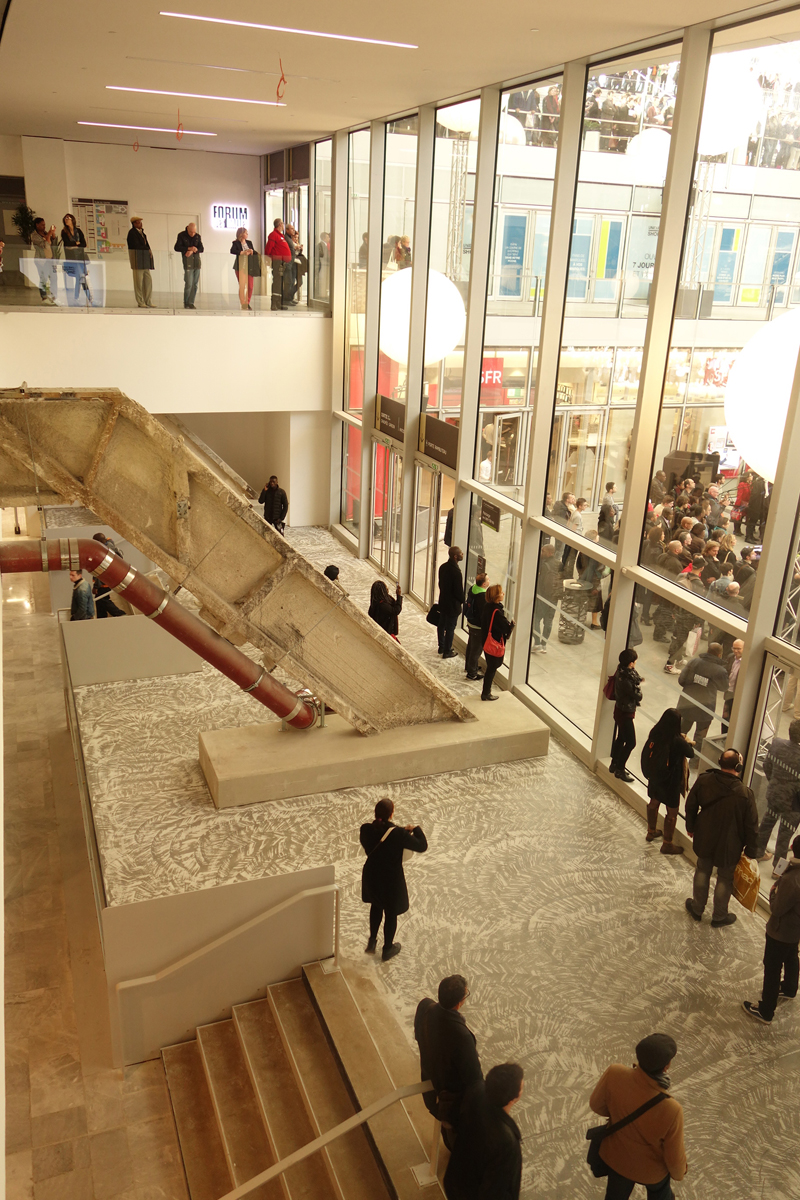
[160,11,417,49]
[107,85,285,106]
[79,121,216,136]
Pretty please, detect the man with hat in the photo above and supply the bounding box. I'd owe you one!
[589,1034,687,1198]
[127,216,155,308]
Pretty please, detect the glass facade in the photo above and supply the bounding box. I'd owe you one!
[333,13,800,904]
[377,117,419,404]
[314,139,332,303]
[344,129,370,413]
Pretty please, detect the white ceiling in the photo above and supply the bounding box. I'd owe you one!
[0,0,791,156]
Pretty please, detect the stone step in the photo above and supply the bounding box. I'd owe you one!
[339,966,441,1164]
[196,1018,284,1200]
[161,1039,233,1200]
[233,998,340,1200]
[268,978,391,1200]
[303,963,444,1198]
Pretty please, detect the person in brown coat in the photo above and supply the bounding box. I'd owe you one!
[589,1033,687,1200]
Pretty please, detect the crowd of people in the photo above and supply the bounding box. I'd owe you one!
[357,783,799,1197]
[19,211,309,311]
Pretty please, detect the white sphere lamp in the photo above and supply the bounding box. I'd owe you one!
[626,127,672,183]
[379,269,466,367]
[498,112,527,146]
[698,52,763,157]
[724,309,800,483]
[437,99,482,136]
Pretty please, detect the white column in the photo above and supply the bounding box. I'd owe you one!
[452,86,501,557]
[590,24,713,763]
[397,107,436,593]
[507,60,587,688]
[328,131,349,526]
[357,122,387,559]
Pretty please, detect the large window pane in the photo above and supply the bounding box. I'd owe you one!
[344,129,370,413]
[313,140,331,303]
[377,117,419,406]
[340,423,362,538]
[465,497,522,617]
[750,659,800,900]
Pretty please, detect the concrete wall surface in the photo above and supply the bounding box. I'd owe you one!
[0,310,332,414]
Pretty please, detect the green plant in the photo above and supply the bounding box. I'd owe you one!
[11,204,37,246]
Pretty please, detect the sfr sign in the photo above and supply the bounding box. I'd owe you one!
[481,360,503,386]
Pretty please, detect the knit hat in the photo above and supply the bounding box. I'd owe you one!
[636,1033,677,1074]
[323,565,339,581]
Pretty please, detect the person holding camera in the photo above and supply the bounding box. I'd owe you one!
[360,797,427,962]
[684,748,758,927]
[30,216,59,303]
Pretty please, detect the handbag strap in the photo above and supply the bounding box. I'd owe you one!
[601,1091,669,1140]
[366,825,395,859]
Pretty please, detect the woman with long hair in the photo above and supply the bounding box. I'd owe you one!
[368,579,403,639]
[640,707,695,854]
[61,213,89,306]
[480,583,514,701]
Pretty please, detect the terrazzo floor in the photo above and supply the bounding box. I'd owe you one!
[63,525,800,1200]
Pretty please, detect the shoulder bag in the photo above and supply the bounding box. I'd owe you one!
[586,1092,668,1178]
[484,609,505,657]
[426,602,441,626]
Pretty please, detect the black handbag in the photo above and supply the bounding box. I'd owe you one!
[426,603,440,626]
[586,1092,668,1178]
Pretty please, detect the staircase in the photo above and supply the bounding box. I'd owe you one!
[162,962,445,1200]
[0,386,472,734]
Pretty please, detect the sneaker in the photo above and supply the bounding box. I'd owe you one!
[382,942,402,962]
[365,937,377,955]
[684,898,702,921]
[711,913,737,927]
[466,673,479,680]
[664,664,680,674]
[742,1000,771,1024]
[777,991,792,1004]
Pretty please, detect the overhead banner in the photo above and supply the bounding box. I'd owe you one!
[419,413,458,471]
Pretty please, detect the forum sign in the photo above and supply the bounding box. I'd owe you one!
[210,204,249,231]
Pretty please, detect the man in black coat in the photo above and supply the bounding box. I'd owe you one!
[174,222,204,309]
[443,1063,524,1200]
[684,748,758,926]
[259,476,289,531]
[126,217,154,308]
[414,975,483,1148]
[360,797,427,961]
[676,644,729,747]
[437,545,464,659]
[756,719,800,869]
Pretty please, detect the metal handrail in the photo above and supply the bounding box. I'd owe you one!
[116,884,341,995]
[217,1080,435,1200]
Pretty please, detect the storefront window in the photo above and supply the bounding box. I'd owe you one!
[344,129,370,413]
[340,422,362,537]
[749,660,800,900]
[475,348,532,502]
[377,116,419,407]
[314,140,332,304]
[464,497,522,618]
[777,500,800,646]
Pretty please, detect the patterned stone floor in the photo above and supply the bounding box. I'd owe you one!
[64,525,800,1200]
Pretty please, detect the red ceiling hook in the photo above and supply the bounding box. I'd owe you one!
[176,107,184,141]
[277,58,287,101]
[133,139,139,152]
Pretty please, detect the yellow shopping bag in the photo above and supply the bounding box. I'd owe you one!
[733,853,760,913]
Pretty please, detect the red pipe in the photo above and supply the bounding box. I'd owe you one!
[0,539,317,730]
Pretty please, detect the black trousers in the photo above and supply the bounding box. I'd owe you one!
[611,714,636,771]
[369,904,397,947]
[759,933,799,1020]
[96,595,126,618]
[481,653,504,698]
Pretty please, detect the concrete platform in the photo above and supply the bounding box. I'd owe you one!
[199,691,549,808]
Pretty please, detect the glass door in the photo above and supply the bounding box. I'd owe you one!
[371,441,403,579]
[411,464,441,606]
[285,183,309,303]
[748,653,800,901]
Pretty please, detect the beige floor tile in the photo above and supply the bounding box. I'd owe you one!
[89,1128,136,1199]
[6,1149,34,1200]
[29,1053,85,1118]
[30,1107,88,1149]
[31,1137,89,1182]
[33,1166,94,1200]
[82,1070,125,1134]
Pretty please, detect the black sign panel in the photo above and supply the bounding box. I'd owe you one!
[375,395,406,442]
[420,414,458,471]
[480,498,501,532]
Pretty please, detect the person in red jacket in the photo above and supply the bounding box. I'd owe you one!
[265,218,292,311]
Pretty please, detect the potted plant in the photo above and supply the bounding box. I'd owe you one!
[11,204,37,246]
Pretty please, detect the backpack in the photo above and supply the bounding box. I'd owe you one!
[640,738,658,780]
[463,586,481,625]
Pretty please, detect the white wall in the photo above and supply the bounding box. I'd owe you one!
[0,311,332,416]
[0,135,23,176]
[20,136,263,254]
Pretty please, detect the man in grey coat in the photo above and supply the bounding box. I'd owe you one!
[744,833,800,1023]
[756,720,800,871]
[684,748,758,926]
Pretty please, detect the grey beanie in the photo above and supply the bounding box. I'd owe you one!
[636,1033,677,1074]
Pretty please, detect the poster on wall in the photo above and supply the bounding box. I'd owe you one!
[707,425,740,471]
[71,199,129,255]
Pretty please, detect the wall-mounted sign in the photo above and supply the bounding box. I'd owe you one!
[71,198,129,254]
[375,395,405,443]
[210,204,249,231]
[480,498,501,532]
[419,414,458,471]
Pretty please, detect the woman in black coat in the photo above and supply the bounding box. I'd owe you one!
[480,583,514,702]
[610,648,643,781]
[61,213,88,306]
[640,707,695,854]
[360,797,427,961]
[368,579,402,639]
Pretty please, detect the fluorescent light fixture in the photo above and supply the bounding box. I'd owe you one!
[107,85,285,106]
[79,120,216,135]
[160,11,417,48]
